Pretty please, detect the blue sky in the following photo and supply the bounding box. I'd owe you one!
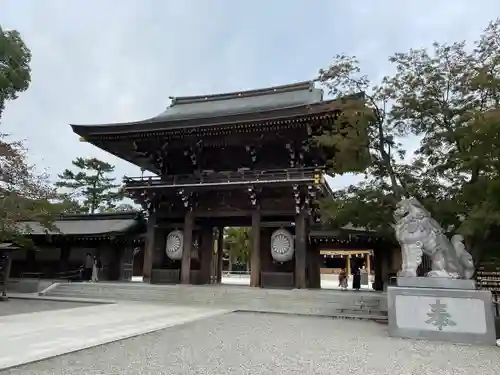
[2,0,499,190]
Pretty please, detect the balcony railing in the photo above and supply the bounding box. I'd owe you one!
[123,167,320,189]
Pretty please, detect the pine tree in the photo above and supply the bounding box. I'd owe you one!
[56,157,123,214]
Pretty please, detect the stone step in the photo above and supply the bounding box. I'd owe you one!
[50,281,366,294]
[51,283,383,301]
[45,291,387,321]
[43,282,388,321]
[47,287,384,308]
[46,283,385,302]
[46,290,360,308]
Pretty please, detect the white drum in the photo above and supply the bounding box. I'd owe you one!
[270,228,294,262]
[165,230,184,260]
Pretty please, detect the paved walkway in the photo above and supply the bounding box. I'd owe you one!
[222,274,374,290]
[0,302,230,370]
[3,312,499,375]
[0,299,93,317]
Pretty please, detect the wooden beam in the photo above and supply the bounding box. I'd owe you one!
[158,209,296,219]
[126,179,314,192]
[320,249,373,255]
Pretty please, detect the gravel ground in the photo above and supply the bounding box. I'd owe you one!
[0,299,96,317]
[2,312,499,375]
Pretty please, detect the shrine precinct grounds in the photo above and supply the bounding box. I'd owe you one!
[0,298,499,375]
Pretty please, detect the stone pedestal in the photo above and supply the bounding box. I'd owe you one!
[387,279,496,345]
[396,276,476,290]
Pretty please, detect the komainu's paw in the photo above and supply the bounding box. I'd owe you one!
[427,270,453,278]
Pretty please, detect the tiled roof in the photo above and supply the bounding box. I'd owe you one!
[70,81,325,136]
[17,212,143,236]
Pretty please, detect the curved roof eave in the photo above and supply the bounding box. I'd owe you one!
[70,91,364,138]
[70,102,331,137]
[71,81,329,137]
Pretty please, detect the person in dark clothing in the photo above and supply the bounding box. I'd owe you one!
[96,257,103,280]
[352,265,361,290]
[83,253,93,281]
[75,265,84,281]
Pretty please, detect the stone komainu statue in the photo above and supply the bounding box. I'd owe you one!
[393,198,475,279]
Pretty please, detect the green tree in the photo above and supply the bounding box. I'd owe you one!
[0,134,58,245]
[0,27,58,246]
[386,18,500,262]
[317,54,409,198]
[320,162,454,237]
[0,26,31,119]
[51,193,88,214]
[320,180,394,236]
[316,53,414,235]
[224,227,250,270]
[108,203,137,212]
[56,157,124,214]
[319,18,500,265]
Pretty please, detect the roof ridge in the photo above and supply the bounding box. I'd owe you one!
[18,211,142,222]
[57,211,141,221]
[170,81,315,106]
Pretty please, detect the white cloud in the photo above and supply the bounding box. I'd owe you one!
[1,0,499,189]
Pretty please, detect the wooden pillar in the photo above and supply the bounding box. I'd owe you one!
[108,241,121,281]
[346,254,351,275]
[153,230,166,269]
[59,243,71,273]
[142,213,156,282]
[260,228,273,273]
[381,247,392,289]
[294,210,307,289]
[199,227,213,284]
[373,247,384,291]
[26,249,36,272]
[366,253,371,274]
[307,241,321,289]
[0,252,12,300]
[216,227,224,283]
[250,211,261,287]
[181,211,194,284]
[210,233,217,284]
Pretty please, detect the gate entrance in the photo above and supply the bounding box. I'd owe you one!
[71,82,367,289]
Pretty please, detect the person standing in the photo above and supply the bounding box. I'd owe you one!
[84,253,93,281]
[96,257,103,280]
[352,265,361,291]
[338,268,348,290]
[91,256,99,283]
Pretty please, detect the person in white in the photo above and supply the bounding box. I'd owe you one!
[91,256,99,283]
